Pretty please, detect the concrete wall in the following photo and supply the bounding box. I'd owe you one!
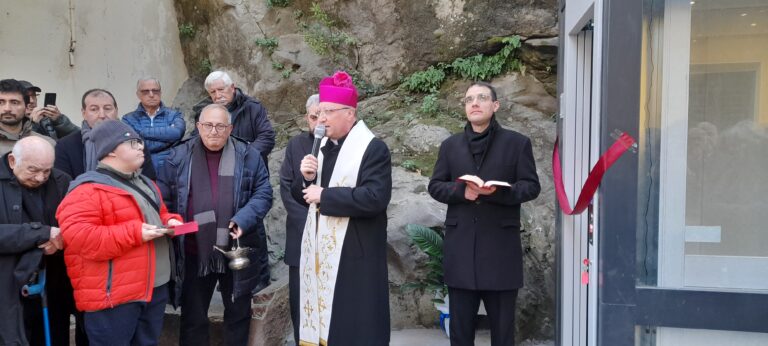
[0,0,188,123]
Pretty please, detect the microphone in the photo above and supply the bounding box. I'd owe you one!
[311,124,326,157]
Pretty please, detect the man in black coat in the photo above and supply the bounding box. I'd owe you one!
[279,94,319,345]
[429,82,541,346]
[55,88,156,180]
[192,71,275,167]
[292,72,391,345]
[0,137,70,345]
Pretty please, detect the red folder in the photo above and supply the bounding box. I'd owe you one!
[169,221,199,236]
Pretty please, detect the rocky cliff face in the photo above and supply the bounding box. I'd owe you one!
[171,0,558,342]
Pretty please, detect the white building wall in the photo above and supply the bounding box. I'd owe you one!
[0,0,188,123]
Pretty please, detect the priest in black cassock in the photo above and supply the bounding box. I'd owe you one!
[291,71,391,346]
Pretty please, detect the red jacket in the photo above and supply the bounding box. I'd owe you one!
[56,179,181,312]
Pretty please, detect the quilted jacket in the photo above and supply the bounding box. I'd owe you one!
[122,103,186,172]
[55,171,181,312]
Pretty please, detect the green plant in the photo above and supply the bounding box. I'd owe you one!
[310,2,334,27]
[400,66,446,94]
[400,35,524,95]
[401,159,418,171]
[403,224,447,303]
[303,24,356,57]
[266,0,291,7]
[179,23,196,39]
[298,3,357,58]
[419,93,440,116]
[348,70,380,98]
[198,58,212,75]
[281,70,292,79]
[271,61,285,70]
[255,37,279,53]
[449,36,523,80]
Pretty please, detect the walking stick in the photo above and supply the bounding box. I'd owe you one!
[22,269,51,346]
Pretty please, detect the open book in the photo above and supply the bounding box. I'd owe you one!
[458,175,512,188]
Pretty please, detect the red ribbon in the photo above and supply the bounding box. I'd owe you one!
[552,132,636,215]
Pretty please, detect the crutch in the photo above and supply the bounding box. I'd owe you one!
[22,269,51,346]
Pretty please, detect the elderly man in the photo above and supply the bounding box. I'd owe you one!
[279,94,319,344]
[122,78,186,172]
[292,71,392,345]
[158,104,272,346]
[429,82,541,346]
[192,71,275,167]
[56,120,183,345]
[0,137,69,345]
[55,88,157,179]
[0,79,55,154]
[18,80,79,140]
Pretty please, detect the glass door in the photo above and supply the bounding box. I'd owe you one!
[639,0,768,344]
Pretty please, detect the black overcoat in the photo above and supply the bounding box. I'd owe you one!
[291,137,392,346]
[0,155,71,345]
[54,131,157,180]
[279,132,313,267]
[428,123,540,290]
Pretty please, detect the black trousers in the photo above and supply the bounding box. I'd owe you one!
[288,265,299,346]
[448,287,519,346]
[180,257,252,346]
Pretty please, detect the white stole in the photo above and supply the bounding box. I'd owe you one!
[298,121,375,346]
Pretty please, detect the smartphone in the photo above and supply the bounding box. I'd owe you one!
[43,93,56,107]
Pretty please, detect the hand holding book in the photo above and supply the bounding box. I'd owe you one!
[458,175,511,188]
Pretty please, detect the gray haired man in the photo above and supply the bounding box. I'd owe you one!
[192,71,275,167]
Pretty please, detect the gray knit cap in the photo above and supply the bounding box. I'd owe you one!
[91,119,142,160]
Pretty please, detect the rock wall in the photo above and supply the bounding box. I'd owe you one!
[171,0,559,342]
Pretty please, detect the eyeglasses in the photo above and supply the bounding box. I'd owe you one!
[139,89,161,95]
[318,107,351,116]
[198,122,231,133]
[127,138,144,149]
[461,93,493,105]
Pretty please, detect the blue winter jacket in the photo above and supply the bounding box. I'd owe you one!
[122,103,186,172]
[156,136,272,305]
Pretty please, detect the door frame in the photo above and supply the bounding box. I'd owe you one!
[590,0,768,344]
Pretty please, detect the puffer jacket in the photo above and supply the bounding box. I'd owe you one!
[55,171,182,312]
[122,103,186,172]
[157,136,272,306]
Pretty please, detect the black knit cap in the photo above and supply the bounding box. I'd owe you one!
[91,120,142,160]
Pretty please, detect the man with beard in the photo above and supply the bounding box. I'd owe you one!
[55,88,157,180]
[18,80,79,140]
[192,71,275,168]
[0,79,54,154]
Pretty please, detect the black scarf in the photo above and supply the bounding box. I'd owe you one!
[189,138,237,276]
[464,116,499,169]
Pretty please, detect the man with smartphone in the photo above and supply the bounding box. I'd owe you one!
[0,79,54,155]
[18,80,79,140]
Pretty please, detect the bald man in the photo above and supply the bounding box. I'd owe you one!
[0,136,73,345]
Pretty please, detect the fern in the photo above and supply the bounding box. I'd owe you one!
[407,224,443,260]
[403,224,447,301]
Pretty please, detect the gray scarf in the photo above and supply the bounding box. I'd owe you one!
[80,121,98,172]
